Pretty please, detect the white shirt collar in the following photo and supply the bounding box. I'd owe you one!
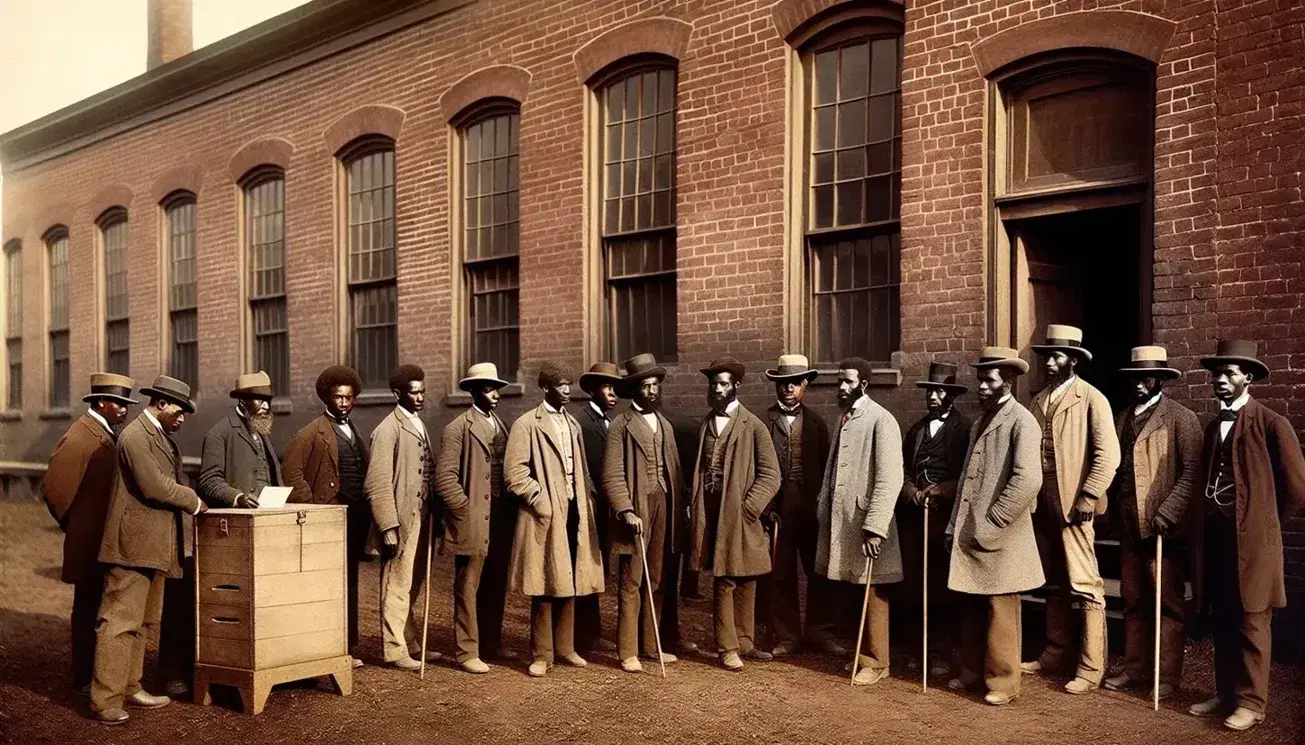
[777,401,800,416]
[1222,391,1251,412]
[1134,391,1163,415]
[589,401,609,418]
[852,395,870,411]
[1051,374,1076,400]
[714,399,740,417]
[87,408,113,435]
[543,400,562,414]
[142,409,164,433]
[998,393,1012,405]
[473,404,494,419]
[397,406,424,425]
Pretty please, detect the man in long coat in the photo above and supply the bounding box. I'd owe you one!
[687,356,781,671]
[1023,324,1121,695]
[602,353,685,672]
[574,361,622,655]
[365,364,442,671]
[284,365,371,665]
[1189,340,1305,731]
[1102,346,1201,699]
[41,372,136,694]
[435,363,513,674]
[505,362,606,677]
[944,347,1044,706]
[815,357,904,686]
[91,376,205,725]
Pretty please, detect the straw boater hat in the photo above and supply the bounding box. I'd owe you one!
[764,354,818,383]
[229,371,274,400]
[82,372,138,405]
[1031,324,1093,362]
[1201,339,1270,381]
[915,362,967,394]
[579,362,623,395]
[700,356,746,381]
[971,346,1030,376]
[140,375,196,414]
[458,362,510,392]
[1118,346,1181,380]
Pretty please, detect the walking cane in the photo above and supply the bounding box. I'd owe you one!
[419,511,435,680]
[922,502,929,693]
[850,555,876,685]
[1153,534,1163,711]
[637,533,667,679]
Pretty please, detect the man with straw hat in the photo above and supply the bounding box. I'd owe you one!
[944,348,1043,706]
[435,362,514,673]
[1189,340,1305,731]
[41,372,137,696]
[197,371,283,510]
[1102,346,1201,701]
[898,361,972,679]
[574,361,623,655]
[756,354,835,658]
[1022,324,1120,695]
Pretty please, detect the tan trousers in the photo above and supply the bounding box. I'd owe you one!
[617,554,662,660]
[530,596,577,664]
[90,566,166,713]
[850,582,891,673]
[958,593,1022,697]
[453,554,485,663]
[1035,505,1107,684]
[379,513,430,663]
[713,576,758,655]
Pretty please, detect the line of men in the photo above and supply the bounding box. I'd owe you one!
[40,326,1304,732]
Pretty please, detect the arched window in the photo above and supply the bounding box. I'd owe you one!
[242,167,289,394]
[340,136,397,389]
[98,208,130,376]
[163,191,199,388]
[3,239,21,408]
[45,227,71,407]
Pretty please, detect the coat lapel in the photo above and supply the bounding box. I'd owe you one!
[467,409,495,454]
[229,412,260,454]
[627,409,656,457]
[535,404,566,460]
[1136,396,1171,444]
[974,399,1014,442]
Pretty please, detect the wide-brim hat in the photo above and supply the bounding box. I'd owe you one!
[82,372,138,405]
[765,354,818,383]
[140,375,196,414]
[459,362,510,392]
[1119,345,1181,379]
[617,353,667,395]
[1031,324,1093,362]
[971,346,1030,376]
[230,371,274,399]
[700,356,746,381]
[916,362,967,394]
[1201,339,1269,381]
[579,362,623,394]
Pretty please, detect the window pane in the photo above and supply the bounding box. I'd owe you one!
[170,308,198,389]
[467,257,520,377]
[6,338,20,408]
[602,66,677,235]
[604,233,676,361]
[870,38,899,96]
[252,297,289,393]
[6,242,23,339]
[839,42,869,100]
[350,283,397,389]
[347,149,396,284]
[167,200,198,311]
[463,113,519,263]
[47,234,70,331]
[49,330,70,407]
[807,230,900,367]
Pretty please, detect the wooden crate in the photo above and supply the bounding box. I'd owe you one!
[193,505,353,714]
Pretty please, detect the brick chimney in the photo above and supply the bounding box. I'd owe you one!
[147,0,193,70]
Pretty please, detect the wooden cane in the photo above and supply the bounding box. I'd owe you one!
[638,533,667,679]
[850,555,875,686]
[922,503,929,693]
[419,512,435,680]
[1153,534,1163,711]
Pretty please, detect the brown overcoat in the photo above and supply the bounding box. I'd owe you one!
[601,407,685,589]
[98,412,204,579]
[687,404,781,578]
[41,413,118,584]
[1193,398,1305,613]
[435,408,509,556]
[505,404,605,598]
[284,414,371,504]
[1110,395,1202,538]
[1031,376,1122,517]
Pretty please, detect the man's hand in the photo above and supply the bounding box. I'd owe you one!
[382,527,400,557]
[861,531,883,559]
[621,510,644,536]
[1070,493,1096,525]
[1150,514,1172,537]
[234,492,259,509]
[920,484,941,508]
[196,500,209,514]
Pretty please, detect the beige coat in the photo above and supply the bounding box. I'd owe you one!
[435,408,508,556]
[687,404,781,578]
[505,404,605,598]
[365,409,435,543]
[1032,376,1121,518]
[815,397,905,585]
[946,397,1046,596]
[602,407,685,589]
[1111,395,1202,538]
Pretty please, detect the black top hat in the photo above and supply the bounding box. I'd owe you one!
[140,375,196,414]
[579,362,623,394]
[700,356,746,382]
[915,362,967,394]
[1030,324,1093,362]
[1201,340,1269,381]
[83,372,138,405]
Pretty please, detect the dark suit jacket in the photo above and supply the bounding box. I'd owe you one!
[198,412,284,506]
[41,413,118,584]
[575,402,613,549]
[764,402,832,518]
[284,414,370,505]
[900,408,973,506]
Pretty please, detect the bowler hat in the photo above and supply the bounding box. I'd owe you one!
[700,356,746,381]
[230,371,274,400]
[764,354,819,383]
[459,362,510,392]
[971,346,1030,376]
[1031,324,1093,362]
[915,362,968,394]
[1119,346,1181,380]
[1201,340,1269,381]
[579,362,623,395]
[83,372,138,405]
[140,375,196,414]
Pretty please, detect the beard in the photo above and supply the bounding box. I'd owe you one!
[249,411,274,436]
[635,394,661,412]
[708,390,736,413]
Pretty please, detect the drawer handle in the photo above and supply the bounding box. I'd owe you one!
[211,616,241,624]
[212,584,242,592]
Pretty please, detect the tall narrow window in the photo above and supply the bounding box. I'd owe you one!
[344,139,397,389]
[244,170,289,394]
[165,194,199,389]
[4,240,21,409]
[46,229,70,408]
[461,108,520,378]
[805,34,902,366]
[599,64,678,362]
[100,209,131,376]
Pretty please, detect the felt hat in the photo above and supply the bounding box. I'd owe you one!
[617,353,668,398]
[971,346,1030,376]
[579,362,623,395]
[700,356,746,381]
[229,371,274,400]
[458,362,511,392]
[82,372,138,405]
[1118,346,1182,380]
[764,354,819,383]
[1031,324,1093,362]
[915,362,968,394]
[1201,339,1269,381]
[140,375,196,414]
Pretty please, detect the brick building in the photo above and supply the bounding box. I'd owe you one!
[2,0,1303,649]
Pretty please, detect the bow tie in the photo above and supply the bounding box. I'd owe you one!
[1219,409,1239,422]
[327,412,351,426]
[928,412,947,422]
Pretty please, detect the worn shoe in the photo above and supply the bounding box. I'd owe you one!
[621,657,644,673]
[460,658,490,674]
[494,649,521,661]
[560,653,588,668]
[771,641,797,658]
[842,655,875,673]
[1156,683,1176,700]
[595,639,618,653]
[390,656,422,671]
[852,667,886,686]
[642,651,678,664]
[1103,672,1139,691]
[984,691,1018,706]
[1018,660,1043,675]
[94,708,130,725]
[1064,677,1099,695]
[929,657,950,678]
[679,640,701,655]
[1223,707,1265,731]
[721,652,744,671]
[819,639,849,656]
[351,657,364,669]
[743,648,773,662]
[125,691,171,709]
[77,684,91,697]
[424,650,444,663]
[527,661,550,677]
[947,677,974,692]
[164,680,189,697]
[1189,696,1228,717]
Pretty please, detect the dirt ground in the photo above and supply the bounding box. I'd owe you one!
[2,499,1303,745]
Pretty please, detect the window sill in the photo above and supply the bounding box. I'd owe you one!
[808,368,901,388]
[0,410,22,422]
[270,396,293,416]
[353,390,397,407]
[446,383,524,407]
[38,407,74,420]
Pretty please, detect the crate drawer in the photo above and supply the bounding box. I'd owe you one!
[199,603,252,642]
[198,573,252,606]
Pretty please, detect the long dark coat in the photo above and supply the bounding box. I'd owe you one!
[900,408,972,504]
[602,407,685,589]
[764,402,832,517]
[575,402,613,555]
[41,413,118,584]
[283,414,370,504]
[197,412,283,506]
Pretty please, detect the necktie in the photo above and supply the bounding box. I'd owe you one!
[1219,409,1238,422]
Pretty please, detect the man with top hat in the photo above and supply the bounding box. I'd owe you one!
[1102,346,1201,700]
[365,364,444,671]
[898,361,972,678]
[601,353,689,672]
[284,365,371,666]
[945,348,1044,706]
[434,362,514,673]
[687,356,781,671]
[815,357,904,686]
[574,361,623,655]
[505,361,606,677]
[41,372,136,695]
[755,354,836,658]
[1022,324,1121,695]
[1189,340,1305,731]
[90,376,205,725]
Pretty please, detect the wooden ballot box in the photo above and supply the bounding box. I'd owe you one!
[193,505,353,714]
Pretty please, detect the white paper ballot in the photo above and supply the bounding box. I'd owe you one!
[257,486,293,510]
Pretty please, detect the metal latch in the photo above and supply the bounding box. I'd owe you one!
[296,510,308,526]
[219,518,229,537]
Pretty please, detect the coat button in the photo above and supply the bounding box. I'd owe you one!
[329,481,336,487]
[485,474,490,481]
